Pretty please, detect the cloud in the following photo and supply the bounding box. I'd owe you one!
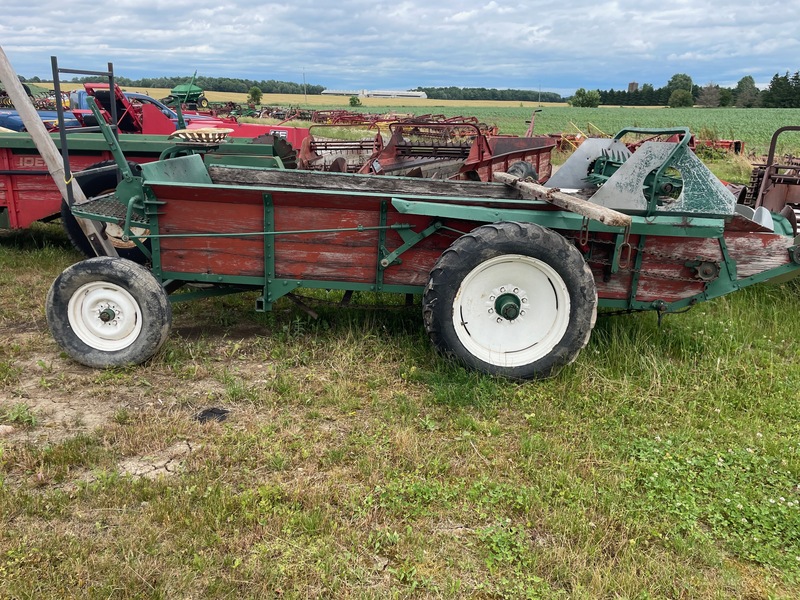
[2,0,799,95]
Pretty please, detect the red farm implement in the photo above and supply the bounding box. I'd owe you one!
[1,76,308,238]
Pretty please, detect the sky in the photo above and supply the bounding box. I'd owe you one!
[2,0,798,97]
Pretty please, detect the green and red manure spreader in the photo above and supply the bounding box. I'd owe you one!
[46,115,800,379]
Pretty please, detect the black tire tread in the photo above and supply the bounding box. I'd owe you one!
[46,257,172,368]
[423,221,597,379]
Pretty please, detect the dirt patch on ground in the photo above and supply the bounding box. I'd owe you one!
[0,343,228,446]
[115,440,196,479]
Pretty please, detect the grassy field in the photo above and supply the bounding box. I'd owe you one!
[2,221,799,598]
[2,91,800,597]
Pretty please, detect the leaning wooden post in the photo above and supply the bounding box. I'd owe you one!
[0,46,116,255]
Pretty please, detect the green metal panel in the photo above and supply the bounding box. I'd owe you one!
[391,198,726,238]
[145,186,163,279]
[160,271,266,286]
[627,234,647,307]
[169,285,258,304]
[203,155,282,169]
[376,199,389,290]
[140,153,213,184]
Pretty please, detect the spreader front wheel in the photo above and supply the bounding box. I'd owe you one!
[46,257,171,368]
[423,222,597,379]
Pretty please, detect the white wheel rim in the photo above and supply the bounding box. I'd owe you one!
[452,254,570,368]
[67,281,143,351]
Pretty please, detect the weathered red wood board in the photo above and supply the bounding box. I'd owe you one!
[151,183,472,285]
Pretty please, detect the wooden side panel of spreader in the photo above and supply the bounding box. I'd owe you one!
[269,192,465,286]
[588,227,795,303]
[148,183,465,286]
[153,186,267,277]
[148,177,798,299]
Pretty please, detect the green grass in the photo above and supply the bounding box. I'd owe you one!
[2,220,800,598]
[0,403,37,427]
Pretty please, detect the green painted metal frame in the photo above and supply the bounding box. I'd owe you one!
[391,198,726,237]
[122,176,799,313]
[145,189,427,310]
[392,196,800,312]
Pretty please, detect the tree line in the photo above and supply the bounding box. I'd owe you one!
[22,70,800,108]
[412,86,563,102]
[570,71,797,108]
[21,74,325,96]
[20,74,565,102]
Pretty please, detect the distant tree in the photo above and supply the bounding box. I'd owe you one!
[667,73,694,93]
[761,72,796,108]
[668,89,694,108]
[698,83,721,107]
[734,76,759,107]
[247,86,263,105]
[570,88,601,108]
[413,86,562,102]
[349,96,362,107]
[640,83,656,105]
[718,88,734,107]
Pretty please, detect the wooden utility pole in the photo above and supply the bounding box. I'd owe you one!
[0,46,116,255]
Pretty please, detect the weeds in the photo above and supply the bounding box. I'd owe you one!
[0,403,37,427]
[627,435,800,575]
[0,361,21,387]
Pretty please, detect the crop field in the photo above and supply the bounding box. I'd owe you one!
[283,103,800,156]
[36,82,800,154]
[2,92,800,597]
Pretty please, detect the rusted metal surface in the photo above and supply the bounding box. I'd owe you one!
[458,135,555,183]
[296,125,384,171]
[741,126,800,233]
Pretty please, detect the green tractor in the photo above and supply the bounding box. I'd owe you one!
[161,82,208,109]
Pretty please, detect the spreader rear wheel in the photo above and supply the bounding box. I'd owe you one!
[423,222,597,379]
[46,257,171,368]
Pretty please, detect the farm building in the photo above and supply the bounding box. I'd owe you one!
[321,89,427,99]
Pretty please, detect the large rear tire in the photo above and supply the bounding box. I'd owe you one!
[61,160,150,262]
[46,257,172,368]
[423,222,597,379]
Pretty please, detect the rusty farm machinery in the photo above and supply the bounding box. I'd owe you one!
[739,126,800,229]
[296,117,553,182]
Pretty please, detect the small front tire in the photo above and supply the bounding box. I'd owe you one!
[46,257,172,368]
